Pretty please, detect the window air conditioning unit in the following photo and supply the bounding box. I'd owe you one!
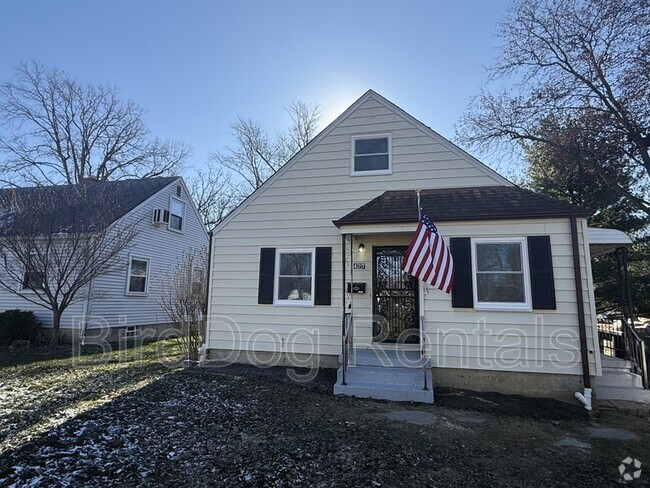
[152,208,170,225]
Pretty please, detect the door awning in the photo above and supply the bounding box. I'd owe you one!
[588,227,633,257]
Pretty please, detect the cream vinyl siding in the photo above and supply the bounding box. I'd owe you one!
[330,219,597,377]
[208,93,507,357]
[423,218,597,376]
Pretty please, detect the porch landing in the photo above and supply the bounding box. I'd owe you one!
[334,348,434,404]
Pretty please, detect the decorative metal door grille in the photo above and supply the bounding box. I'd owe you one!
[373,247,420,343]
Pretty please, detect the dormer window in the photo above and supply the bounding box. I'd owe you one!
[351,134,391,175]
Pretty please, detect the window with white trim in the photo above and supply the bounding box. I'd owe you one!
[169,198,185,232]
[21,253,44,291]
[472,238,530,310]
[22,269,44,290]
[191,266,204,294]
[127,257,149,294]
[274,249,315,306]
[351,135,391,174]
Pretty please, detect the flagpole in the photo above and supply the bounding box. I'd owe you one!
[415,189,427,296]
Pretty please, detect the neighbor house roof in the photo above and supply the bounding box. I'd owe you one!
[333,186,591,227]
[0,177,178,234]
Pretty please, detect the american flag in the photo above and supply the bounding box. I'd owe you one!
[401,210,454,293]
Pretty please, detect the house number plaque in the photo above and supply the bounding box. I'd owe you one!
[353,263,366,270]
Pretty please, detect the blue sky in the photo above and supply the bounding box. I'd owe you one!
[0,0,515,175]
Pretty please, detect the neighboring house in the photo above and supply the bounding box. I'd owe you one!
[205,90,641,406]
[0,177,208,342]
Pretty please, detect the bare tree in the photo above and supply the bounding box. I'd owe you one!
[457,0,650,215]
[277,101,321,162]
[187,166,241,228]
[0,61,190,186]
[209,101,320,193]
[209,117,277,193]
[0,184,139,345]
[158,247,207,361]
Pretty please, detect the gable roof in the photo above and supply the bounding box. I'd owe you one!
[0,177,179,234]
[212,89,512,233]
[333,186,591,226]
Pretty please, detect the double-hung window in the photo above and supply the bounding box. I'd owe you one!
[351,135,391,175]
[274,249,315,306]
[472,238,530,310]
[127,257,149,294]
[22,270,44,291]
[169,198,185,232]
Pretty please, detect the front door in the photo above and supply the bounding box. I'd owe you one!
[373,246,420,343]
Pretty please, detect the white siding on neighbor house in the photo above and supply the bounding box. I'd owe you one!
[0,283,86,329]
[88,179,208,328]
[0,178,208,333]
[207,93,508,358]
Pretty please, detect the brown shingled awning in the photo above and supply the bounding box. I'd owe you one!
[333,186,591,227]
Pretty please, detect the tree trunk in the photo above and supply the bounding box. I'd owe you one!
[50,311,62,348]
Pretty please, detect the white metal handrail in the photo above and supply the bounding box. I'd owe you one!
[420,315,428,391]
[341,312,353,385]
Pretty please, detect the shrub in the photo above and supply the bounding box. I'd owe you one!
[0,310,40,346]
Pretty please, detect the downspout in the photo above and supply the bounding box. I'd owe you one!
[570,216,592,411]
[198,230,213,365]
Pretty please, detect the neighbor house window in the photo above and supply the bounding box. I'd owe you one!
[22,270,44,291]
[472,238,530,310]
[127,257,149,294]
[274,249,315,306]
[351,135,391,174]
[169,198,185,232]
[191,266,204,294]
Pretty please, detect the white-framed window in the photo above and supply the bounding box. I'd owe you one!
[351,134,391,175]
[191,266,204,294]
[472,238,531,310]
[274,249,315,306]
[168,197,185,232]
[21,253,44,291]
[126,256,150,294]
[22,269,44,291]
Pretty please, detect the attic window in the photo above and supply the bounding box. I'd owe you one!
[169,198,185,232]
[176,185,182,197]
[351,135,391,175]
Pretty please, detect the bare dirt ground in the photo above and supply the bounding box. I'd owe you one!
[0,342,649,487]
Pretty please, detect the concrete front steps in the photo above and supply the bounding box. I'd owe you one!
[333,348,434,404]
[597,355,650,403]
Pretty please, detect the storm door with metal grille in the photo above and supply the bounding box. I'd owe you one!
[372,247,420,343]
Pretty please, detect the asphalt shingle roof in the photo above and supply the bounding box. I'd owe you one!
[0,177,178,233]
[333,186,591,227]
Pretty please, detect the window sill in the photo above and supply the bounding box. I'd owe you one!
[273,301,315,308]
[473,303,532,312]
[166,227,184,234]
[125,292,148,297]
[350,170,392,177]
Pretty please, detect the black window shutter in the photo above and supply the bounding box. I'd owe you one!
[257,248,275,304]
[314,247,332,305]
[527,236,556,310]
[450,237,473,308]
